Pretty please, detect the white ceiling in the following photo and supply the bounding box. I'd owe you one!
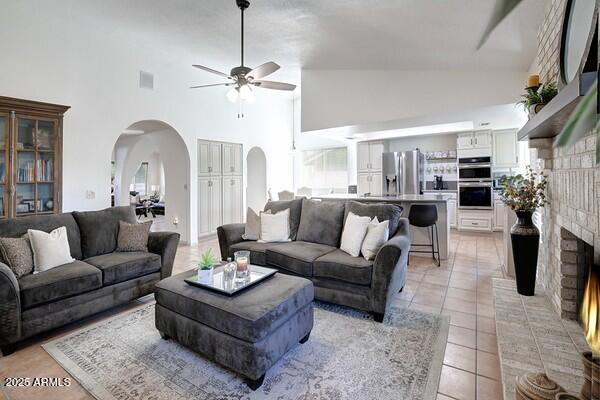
[67,0,547,77]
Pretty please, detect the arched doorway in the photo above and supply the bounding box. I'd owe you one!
[111,120,191,243]
[246,146,267,211]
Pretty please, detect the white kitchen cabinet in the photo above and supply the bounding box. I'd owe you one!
[492,129,518,168]
[357,173,381,195]
[370,174,382,196]
[222,176,243,225]
[474,131,492,148]
[222,143,243,175]
[458,210,493,232]
[357,141,384,172]
[448,199,457,228]
[198,177,222,236]
[198,140,222,175]
[457,131,492,150]
[493,200,506,231]
[457,133,474,150]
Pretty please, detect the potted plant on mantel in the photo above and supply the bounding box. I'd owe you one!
[517,81,558,119]
[499,166,548,296]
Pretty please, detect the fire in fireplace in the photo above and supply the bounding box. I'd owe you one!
[581,265,599,353]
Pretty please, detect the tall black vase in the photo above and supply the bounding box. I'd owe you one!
[510,210,540,296]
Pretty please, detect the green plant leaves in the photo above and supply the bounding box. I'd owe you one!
[554,79,598,160]
[198,248,219,269]
[477,0,524,49]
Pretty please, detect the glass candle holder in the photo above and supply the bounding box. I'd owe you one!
[234,251,250,281]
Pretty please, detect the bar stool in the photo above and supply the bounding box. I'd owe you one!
[408,204,440,266]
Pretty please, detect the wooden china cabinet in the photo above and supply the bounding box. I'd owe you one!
[0,97,69,218]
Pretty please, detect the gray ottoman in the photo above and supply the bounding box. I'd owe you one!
[154,269,314,390]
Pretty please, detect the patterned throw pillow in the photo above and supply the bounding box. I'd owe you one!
[0,235,34,278]
[116,220,152,252]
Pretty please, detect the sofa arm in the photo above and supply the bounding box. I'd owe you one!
[370,222,411,315]
[148,231,180,279]
[0,263,21,347]
[216,223,246,261]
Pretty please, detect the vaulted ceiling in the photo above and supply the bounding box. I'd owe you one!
[67,0,547,75]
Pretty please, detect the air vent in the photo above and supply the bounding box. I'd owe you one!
[139,71,154,90]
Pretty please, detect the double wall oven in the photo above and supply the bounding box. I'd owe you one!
[458,156,493,209]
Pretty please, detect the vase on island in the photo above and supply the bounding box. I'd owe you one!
[510,210,540,296]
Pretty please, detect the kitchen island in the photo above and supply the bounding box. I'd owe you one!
[314,193,451,260]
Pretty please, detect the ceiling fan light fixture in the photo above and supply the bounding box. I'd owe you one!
[226,87,239,103]
[238,84,254,102]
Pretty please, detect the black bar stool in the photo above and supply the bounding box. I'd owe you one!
[408,204,440,266]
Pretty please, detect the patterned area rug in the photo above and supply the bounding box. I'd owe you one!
[43,302,448,400]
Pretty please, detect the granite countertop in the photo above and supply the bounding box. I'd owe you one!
[313,194,450,202]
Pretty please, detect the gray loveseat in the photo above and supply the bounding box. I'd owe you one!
[0,206,180,355]
[217,199,410,322]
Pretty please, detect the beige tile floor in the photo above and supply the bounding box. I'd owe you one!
[0,230,506,400]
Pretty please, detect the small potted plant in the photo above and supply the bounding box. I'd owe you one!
[499,166,548,296]
[517,82,558,118]
[197,249,219,284]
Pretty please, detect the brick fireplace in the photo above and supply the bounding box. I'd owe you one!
[529,0,598,320]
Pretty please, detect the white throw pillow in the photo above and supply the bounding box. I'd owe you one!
[28,226,75,273]
[361,217,390,261]
[340,212,372,257]
[259,209,291,243]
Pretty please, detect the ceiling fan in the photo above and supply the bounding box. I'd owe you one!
[190,0,296,103]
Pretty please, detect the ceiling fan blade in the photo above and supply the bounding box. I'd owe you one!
[192,64,231,79]
[252,80,296,91]
[190,83,232,89]
[247,62,280,80]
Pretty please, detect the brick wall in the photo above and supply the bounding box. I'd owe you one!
[531,0,599,319]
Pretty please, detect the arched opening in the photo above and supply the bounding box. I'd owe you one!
[111,120,191,243]
[246,146,267,211]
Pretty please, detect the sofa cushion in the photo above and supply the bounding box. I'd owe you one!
[296,199,345,247]
[314,249,373,286]
[0,213,82,260]
[85,252,161,285]
[266,241,336,276]
[17,260,102,309]
[73,206,137,258]
[229,241,284,266]
[264,198,303,240]
[344,201,403,236]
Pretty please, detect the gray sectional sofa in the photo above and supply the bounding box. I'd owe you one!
[0,206,180,355]
[217,199,410,321]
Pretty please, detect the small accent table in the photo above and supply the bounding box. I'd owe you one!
[154,268,314,390]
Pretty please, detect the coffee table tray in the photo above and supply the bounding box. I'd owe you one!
[184,265,277,296]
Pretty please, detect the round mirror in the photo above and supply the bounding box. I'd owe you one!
[560,0,597,84]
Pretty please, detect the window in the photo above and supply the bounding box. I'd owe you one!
[300,147,348,194]
[131,162,148,195]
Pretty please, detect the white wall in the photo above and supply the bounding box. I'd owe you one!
[301,69,527,132]
[0,1,294,242]
[387,133,459,153]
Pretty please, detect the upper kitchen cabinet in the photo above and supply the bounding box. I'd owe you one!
[222,143,242,175]
[198,140,222,176]
[492,129,518,168]
[357,141,384,172]
[457,131,492,150]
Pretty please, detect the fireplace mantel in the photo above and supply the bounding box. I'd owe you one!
[518,71,596,141]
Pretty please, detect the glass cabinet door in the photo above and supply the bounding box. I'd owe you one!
[15,117,56,215]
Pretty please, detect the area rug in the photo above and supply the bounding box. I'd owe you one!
[43,302,449,400]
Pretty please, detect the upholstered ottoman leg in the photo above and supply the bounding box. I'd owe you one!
[0,343,16,357]
[159,331,170,340]
[299,331,311,344]
[246,374,265,391]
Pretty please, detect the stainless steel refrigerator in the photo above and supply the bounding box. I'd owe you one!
[382,150,423,196]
